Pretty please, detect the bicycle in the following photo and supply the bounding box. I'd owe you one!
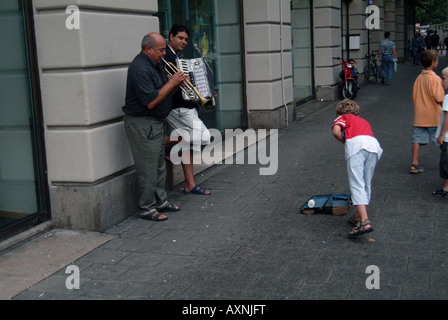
[364,50,379,84]
[333,57,358,100]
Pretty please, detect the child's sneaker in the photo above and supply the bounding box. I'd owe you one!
[432,187,448,198]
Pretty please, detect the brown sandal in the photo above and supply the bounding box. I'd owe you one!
[410,163,424,174]
[348,215,361,226]
[349,219,373,237]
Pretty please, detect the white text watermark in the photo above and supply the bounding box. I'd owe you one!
[65,265,80,290]
[66,5,80,30]
[366,5,380,30]
[169,124,279,176]
[365,265,380,290]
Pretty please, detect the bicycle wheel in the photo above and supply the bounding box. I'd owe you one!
[364,64,378,84]
[371,64,379,83]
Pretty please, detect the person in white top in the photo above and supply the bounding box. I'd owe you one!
[433,67,448,198]
[332,99,383,237]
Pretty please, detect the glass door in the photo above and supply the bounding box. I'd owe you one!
[291,0,314,103]
[0,0,48,239]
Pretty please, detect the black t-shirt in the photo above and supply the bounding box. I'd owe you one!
[431,33,439,45]
[122,52,172,119]
[164,48,198,110]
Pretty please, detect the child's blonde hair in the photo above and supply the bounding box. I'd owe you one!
[336,99,360,116]
[442,67,448,78]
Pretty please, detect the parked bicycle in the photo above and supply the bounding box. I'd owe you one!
[364,50,379,84]
[333,57,359,100]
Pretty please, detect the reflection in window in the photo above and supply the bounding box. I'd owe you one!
[0,0,41,230]
[291,0,314,102]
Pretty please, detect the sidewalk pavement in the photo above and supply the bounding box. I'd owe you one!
[1,56,448,301]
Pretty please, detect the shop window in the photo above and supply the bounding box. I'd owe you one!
[0,0,48,239]
[291,0,314,102]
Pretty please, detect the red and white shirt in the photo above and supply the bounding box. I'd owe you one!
[333,114,383,160]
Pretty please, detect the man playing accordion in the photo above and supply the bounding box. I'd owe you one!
[164,24,215,195]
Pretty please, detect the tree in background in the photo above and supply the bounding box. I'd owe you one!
[415,0,447,25]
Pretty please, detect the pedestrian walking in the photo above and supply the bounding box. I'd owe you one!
[378,32,398,85]
[441,34,448,63]
[431,31,440,50]
[332,99,383,237]
[411,33,424,65]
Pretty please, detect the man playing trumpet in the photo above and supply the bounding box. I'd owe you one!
[122,32,184,221]
[164,24,214,195]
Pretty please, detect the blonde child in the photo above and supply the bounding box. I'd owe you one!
[332,99,383,237]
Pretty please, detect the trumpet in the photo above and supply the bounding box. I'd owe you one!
[162,58,212,107]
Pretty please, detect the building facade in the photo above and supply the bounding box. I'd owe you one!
[0,0,415,243]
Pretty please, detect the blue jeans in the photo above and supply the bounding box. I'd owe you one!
[381,55,394,83]
[413,49,420,65]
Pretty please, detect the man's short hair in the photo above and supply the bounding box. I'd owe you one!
[141,34,156,50]
[169,24,190,37]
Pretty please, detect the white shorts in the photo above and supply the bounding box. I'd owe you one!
[166,107,211,151]
[346,149,378,206]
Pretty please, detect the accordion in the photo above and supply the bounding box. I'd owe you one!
[177,57,215,107]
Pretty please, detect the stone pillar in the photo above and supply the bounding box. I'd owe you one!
[394,0,405,59]
[313,0,342,100]
[33,0,159,231]
[243,0,293,129]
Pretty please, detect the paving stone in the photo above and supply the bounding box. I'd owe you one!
[8,59,448,301]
